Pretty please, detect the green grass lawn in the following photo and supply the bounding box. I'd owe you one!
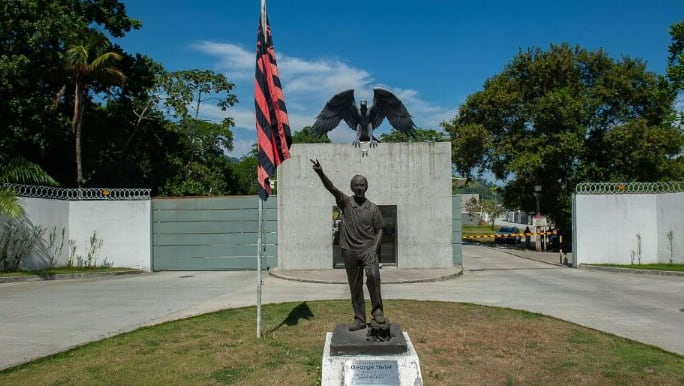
[462,224,498,244]
[462,224,499,234]
[1,300,682,385]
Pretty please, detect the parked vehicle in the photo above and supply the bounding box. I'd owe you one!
[547,228,570,252]
[494,226,521,244]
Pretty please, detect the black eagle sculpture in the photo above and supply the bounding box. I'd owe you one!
[312,88,417,147]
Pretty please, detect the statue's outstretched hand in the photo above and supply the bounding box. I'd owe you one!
[310,158,322,173]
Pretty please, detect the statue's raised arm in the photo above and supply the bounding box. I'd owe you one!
[310,159,342,200]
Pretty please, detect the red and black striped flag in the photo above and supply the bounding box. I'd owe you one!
[255,0,291,201]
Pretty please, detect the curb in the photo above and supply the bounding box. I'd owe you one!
[504,251,569,267]
[0,270,145,284]
[268,267,463,285]
[578,264,684,277]
[482,244,570,267]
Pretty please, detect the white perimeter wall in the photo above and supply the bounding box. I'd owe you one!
[574,192,684,265]
[277,142,453,270]
[14,197,151,271]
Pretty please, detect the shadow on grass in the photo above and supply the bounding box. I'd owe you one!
[266,301,315,334]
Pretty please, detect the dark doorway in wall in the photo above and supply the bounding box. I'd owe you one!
[332,205,397,268]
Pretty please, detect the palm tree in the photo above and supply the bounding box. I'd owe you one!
[0,146,57,218]
[59,31,126,187]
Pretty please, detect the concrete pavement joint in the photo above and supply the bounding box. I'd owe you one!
[0,270,145,284]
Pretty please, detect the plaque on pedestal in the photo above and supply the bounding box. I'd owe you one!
[344,359,399,385]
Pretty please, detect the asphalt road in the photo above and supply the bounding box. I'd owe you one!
[1,245,683,370]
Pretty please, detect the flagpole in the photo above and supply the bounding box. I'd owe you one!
[256,197,264,338]
[261,0,267,32]
[256,0,266,341]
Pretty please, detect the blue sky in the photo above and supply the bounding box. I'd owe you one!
[115,1,683,159]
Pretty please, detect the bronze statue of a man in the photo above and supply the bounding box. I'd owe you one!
[311,159,387,332]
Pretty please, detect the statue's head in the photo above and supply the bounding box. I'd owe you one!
[350,175,368,198]
[360,100,368,114]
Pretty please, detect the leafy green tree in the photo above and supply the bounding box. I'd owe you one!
[443,122,492,180]
[158,119,234,196]
[666,20,684,148]
[152,70,238,196]
[445,43,683,232]
[667,20,684,93]
[0,0,141,187]
[0,1,247,196]
[463,195,502,229]
[158,70,237,124]
[230,147,259,195]
[58,31,126,187]
[119,57,167,152]
[86,67,239,195]
[64,54,173,192]
[379,128,448,142]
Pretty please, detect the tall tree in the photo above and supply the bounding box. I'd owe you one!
[154,70,238,196]
[0,0,249,196]
[0,0,140,187]
[58,31,126,187]
[445,43,682,232]
[667,20,684,93]
[159,70,237,123]
[666,20,684,178]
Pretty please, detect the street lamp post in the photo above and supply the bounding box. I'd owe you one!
[533,185,542,215]
[533,185,543,252]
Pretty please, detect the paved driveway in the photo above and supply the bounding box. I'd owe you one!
[1,245,683,370]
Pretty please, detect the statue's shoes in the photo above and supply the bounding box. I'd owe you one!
[373,314,386,325]
[348,321,367,331]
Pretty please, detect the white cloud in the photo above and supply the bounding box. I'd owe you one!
[231,107,257,132]
[191,41,254,81]
[280,58,373,97]
[226,137,256,159]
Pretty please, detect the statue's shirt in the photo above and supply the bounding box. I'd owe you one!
[336,194,384,254]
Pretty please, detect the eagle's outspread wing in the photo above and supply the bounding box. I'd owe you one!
[312,89,360,136]
[369,88,417,138]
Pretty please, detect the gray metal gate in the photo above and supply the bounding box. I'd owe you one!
[152,196,276,270]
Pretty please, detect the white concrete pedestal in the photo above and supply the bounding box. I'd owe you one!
[321,331,423,386]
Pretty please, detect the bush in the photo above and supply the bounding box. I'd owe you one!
[0,219,43,272]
